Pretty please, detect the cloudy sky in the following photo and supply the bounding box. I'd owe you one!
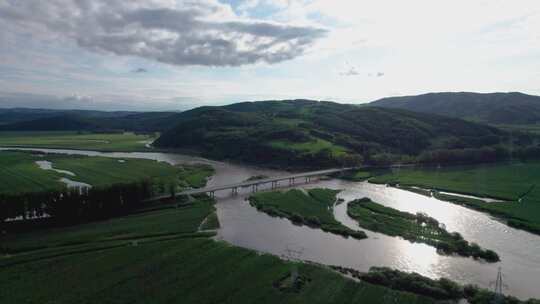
[0,0,539,111]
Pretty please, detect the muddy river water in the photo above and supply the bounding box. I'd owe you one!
[3,147,540,300]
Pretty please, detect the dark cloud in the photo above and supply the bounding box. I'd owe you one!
[0,0,327,67]
[132,68,148,73]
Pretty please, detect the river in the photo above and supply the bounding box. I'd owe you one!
[3,147,540,300]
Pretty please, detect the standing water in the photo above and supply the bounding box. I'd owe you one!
[3,147,540,300]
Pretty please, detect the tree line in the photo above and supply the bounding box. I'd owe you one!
[0,180,155,231]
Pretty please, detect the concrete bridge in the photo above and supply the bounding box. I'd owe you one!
[148,167,356,201]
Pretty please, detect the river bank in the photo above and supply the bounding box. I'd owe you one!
[2,147,540,300]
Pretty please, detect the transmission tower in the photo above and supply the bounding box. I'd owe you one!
[490,267,508,304]
[281,245,304,283]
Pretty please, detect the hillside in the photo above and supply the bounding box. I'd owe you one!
[0,115,100,131]
[154,100,534,168]
[0,108,133,126]
[0,109,180,132]
[371,92,540,125]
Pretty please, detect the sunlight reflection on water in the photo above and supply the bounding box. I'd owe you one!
[3,147,540,300]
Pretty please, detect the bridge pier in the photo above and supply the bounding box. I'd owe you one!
[162,168,355,200]
[289,177,295,186]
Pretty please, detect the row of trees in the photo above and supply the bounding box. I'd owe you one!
[0,180,155,229]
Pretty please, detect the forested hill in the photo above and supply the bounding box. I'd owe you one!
[154,100,537,168]
[370,92,540,125]
[0,109,180,132]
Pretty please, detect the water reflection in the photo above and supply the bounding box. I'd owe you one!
[3,147,540,300]
[437,191,506,203]
[35,160,91,189]
[215,180,540,300]
[35,160,76,176]
[59,177,92,189]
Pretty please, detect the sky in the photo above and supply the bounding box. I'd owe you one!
[0,0,539,111]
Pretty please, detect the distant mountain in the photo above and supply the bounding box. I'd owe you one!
[154,100,526,168]
[0,115,99,131]
[0,108,180,132]
[97,112,182,132]
[370,92,540,125]
[0,108,134,126]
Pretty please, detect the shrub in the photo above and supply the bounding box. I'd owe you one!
[306,216,321,227]
[291,213,304,224]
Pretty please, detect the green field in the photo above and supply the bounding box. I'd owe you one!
[347,198,499,262]
[0,151,67,194]
[0,131,155,151]
[249,189,367,239]
[1,198,216,254]
[268,138,349,157]
[369,162,540,235]
[0,151,213,195]
[0,196,434,304]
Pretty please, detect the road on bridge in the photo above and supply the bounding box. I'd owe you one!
[146,167,356,201]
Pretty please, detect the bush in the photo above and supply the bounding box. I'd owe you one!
[306,216,321,227]
[360,267,464,300]
[291,213,304,224]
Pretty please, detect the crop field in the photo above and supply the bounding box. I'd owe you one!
[0,196,434,304]
[0,131,155,151]
[250,188,367,239]
[0,151,213,195]
[369,161,540,234]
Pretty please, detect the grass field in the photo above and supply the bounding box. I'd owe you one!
[0,151,213,195]
[249,189,367,239]
[1,198,216,254]
[0,151,66,194]
[347,198,499,262]
[0,131,155,151]
[369,161,540,235]
[0,196,435,304]
[268,138,349,157]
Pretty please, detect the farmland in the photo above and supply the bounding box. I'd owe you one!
[0,131,155,152]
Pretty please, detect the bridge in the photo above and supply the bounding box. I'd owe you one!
[147,167,357,201]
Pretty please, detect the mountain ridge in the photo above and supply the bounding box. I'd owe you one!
[154,99,532,168]
[370,92,540,125]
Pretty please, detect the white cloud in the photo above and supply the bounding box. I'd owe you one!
[0,0,327,67]
[1,0,540,110]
